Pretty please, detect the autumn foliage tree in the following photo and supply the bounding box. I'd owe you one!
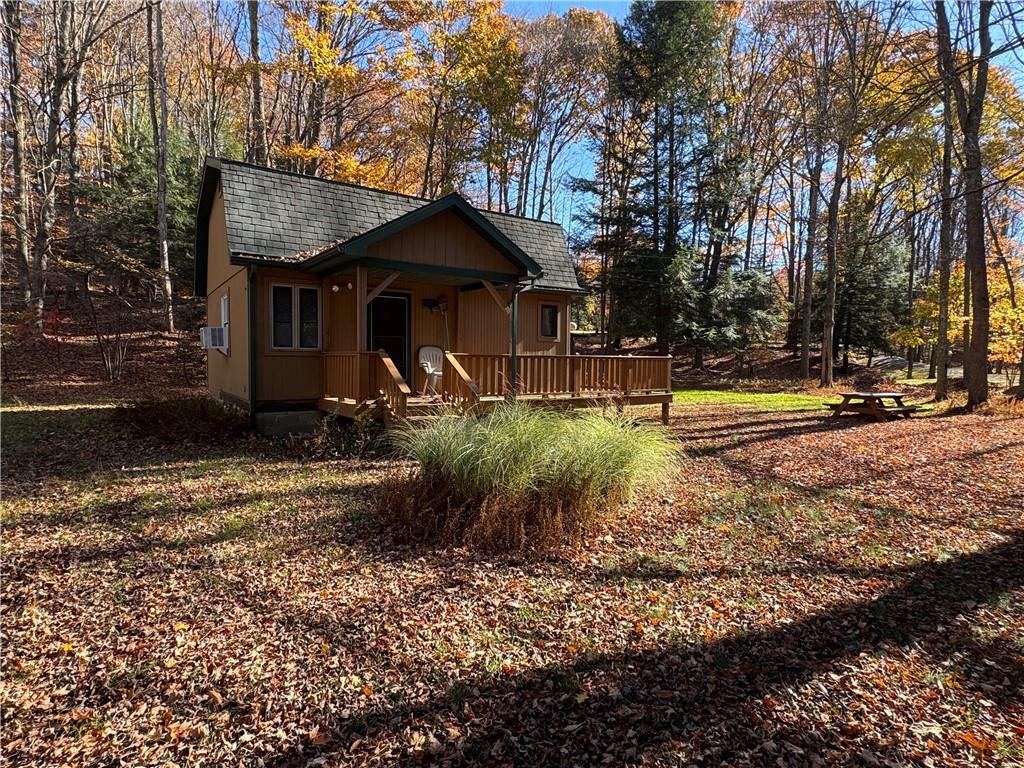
[3,0,1023,400]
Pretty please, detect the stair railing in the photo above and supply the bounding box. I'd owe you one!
[442,351,480,409]
[374,349,410,419]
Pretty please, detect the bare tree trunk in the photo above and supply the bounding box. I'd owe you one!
[30,1,76,327]
[935,79,953,400]
[147,0,175,332]
[421,97,441,198]
[801,151,823,379]
[536,139,555,219]
[743,186,758,272]
[961,124,990,406]
[247,0,268,165]
[936,0,991,409]
[820,142,846,388]
[785,165,799,347]
[906,188,918,381]
[3,0,32,307]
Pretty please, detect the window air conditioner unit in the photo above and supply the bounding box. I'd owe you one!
[200,326,226,349]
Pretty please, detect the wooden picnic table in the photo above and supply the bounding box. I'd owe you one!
[825,391,919,422]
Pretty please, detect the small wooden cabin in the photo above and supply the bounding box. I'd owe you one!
[194,159,671,433]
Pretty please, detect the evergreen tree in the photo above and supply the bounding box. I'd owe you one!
[71,127,203,292]
[580,0,719,348]
[820,197,908,369]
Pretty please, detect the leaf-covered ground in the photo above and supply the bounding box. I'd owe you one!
[2,396,1023,766]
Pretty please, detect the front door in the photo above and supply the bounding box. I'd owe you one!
[368,292,411,380]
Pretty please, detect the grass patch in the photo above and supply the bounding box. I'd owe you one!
[378,403,679,552]
[673,388,825,412]
[213,516,250,543]
[1,404,114,459]
[890,377,938,387]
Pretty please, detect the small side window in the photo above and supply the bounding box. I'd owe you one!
[219,293,230,354]
[539,303,559,340]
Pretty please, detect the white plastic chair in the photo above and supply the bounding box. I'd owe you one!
[418,345,444,396]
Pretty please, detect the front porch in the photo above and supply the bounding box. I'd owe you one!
[290,199,672,424]
[319,350,674,424]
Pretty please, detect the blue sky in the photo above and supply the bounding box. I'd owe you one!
[507,1,630,21]
[500,2,632,235]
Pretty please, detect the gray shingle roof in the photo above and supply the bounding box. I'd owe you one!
[215,159,582,293]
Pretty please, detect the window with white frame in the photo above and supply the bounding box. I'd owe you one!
[219,293,230,354]
[271,284,320,350]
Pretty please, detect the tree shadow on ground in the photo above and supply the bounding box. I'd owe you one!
[594,551,897,584]
[673,413,866,458]
[2,479,386,595]
[712,433,1024,512]
[270,531,1024,767]
[1,399,271,488]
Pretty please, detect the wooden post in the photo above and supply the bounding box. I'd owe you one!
[322,277,332,352]
[355,266,368,402]
[355,266,367,352]
[662,355,671,425]
[247,266,257,429]
[508,287,519,399]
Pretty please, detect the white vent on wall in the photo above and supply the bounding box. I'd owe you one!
[200,326,227,351]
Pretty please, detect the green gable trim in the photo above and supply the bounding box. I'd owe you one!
[358,258,523,284]
[308,255,524,286]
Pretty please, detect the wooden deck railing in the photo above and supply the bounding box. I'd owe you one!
[324,352,670,415]
[450,354,672,399]
[323,351,383,402]
[323,350,409,417]
[323,352,361,401]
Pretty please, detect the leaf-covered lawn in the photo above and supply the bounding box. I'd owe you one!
[2,401,1023,766]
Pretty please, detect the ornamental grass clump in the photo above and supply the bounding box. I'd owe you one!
[378,403,679,552]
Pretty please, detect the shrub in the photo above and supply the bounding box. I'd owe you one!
[378,403,679,552]
[298,412,388,459]
[114,397,248,444]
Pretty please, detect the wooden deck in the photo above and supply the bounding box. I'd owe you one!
[320,351,673,424]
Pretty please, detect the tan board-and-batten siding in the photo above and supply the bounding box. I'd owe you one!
[205,186,249,406]
[365,209,521,277]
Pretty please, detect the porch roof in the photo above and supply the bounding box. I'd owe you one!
[194,158,583,296]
